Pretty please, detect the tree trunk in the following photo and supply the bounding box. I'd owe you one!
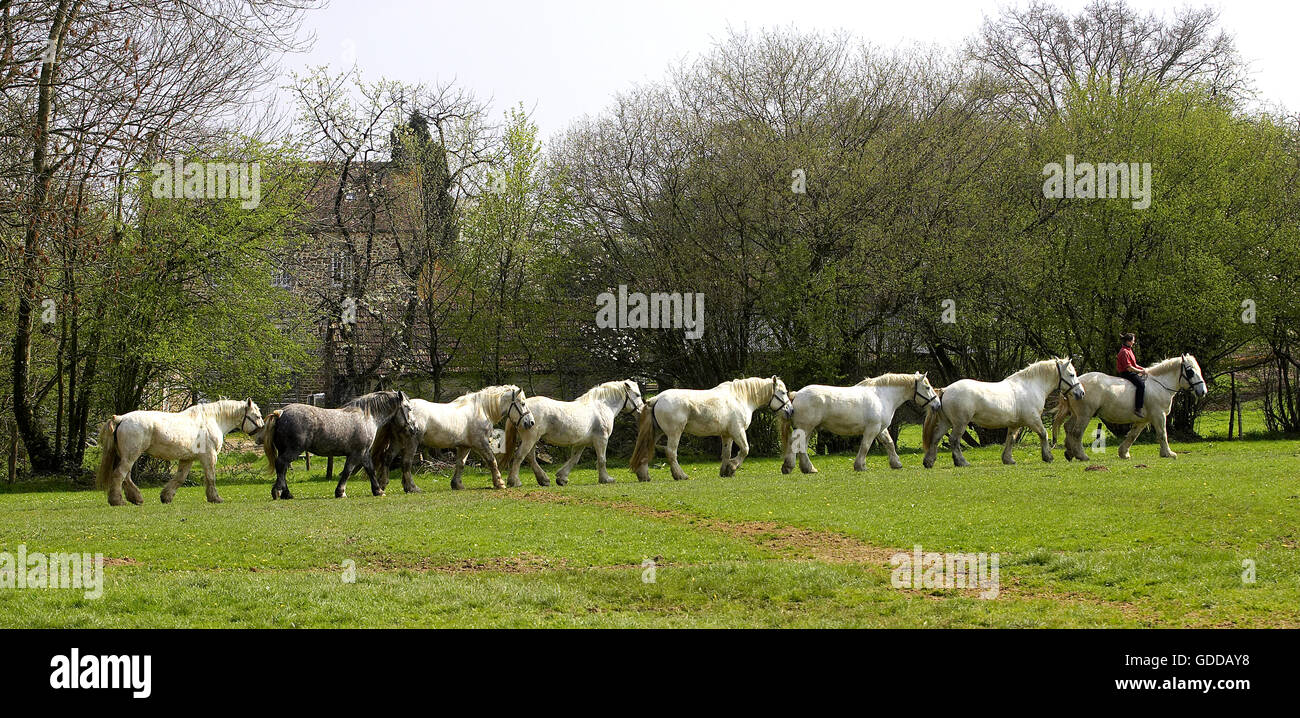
[10,0,77,473]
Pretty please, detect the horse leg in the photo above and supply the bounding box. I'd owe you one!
[399,444,420,493]
[1117,422,1146,460]
[450,447,470,490]
[719,437,734,477]
[593,435,614,485]
[794,429,817,473]
[122,472,146,506]
[1153,412,1177,458]
[197,453,222,503]
[665,431,690,481]
[335,456,358,498]
[950,420,973,467]
[853,429,877,471]
[106,450,139,507]
[527,449,551,486]
[1064,413,1088,461]
[510,432,543,488]
[877,428,903,469]
[160,459,193,504]
[556,446,584,485]
[730,432,750,474]
[475,436,505,489]
[1001,426,1019,465]
[922,416,950,469]
[1026,415,1052,463]
[780,429,796,474]
[362,456,383,497]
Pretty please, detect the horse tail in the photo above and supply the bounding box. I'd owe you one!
[94,416,121,490]
[921,388,944,452]
[370,421,392,472]
[1051,393,1072,447]
[504,416,519,468]
[263,411,280,471]
[629,398,658,474]
[779,410,792,456]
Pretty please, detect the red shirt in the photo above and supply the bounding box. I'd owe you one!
[1117,346,1143,374]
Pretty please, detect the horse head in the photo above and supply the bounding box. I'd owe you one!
[394,391,418,436]
[914,373,942,411]
[504,386,535,430]
[241,398,267,439]
[621,380,645,414]
[1181,354,1208,398]
[1057,358,1085,399]
[768,376,794,418]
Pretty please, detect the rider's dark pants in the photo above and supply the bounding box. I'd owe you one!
[1120,371,1145,412]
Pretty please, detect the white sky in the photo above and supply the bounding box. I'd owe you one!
[284,0,1298,142]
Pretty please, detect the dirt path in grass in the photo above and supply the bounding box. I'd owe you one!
[496,490,1216,626]
[507,491,901,565]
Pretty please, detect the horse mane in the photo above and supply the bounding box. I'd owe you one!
[1011,357,1068,382]
[344,390,402,417]
[186,399,245,420]
[855,372,920,388]
[577,380,627,403]
[1146,356,1184,374]
[453,385,517,410]
[721,376,774,405]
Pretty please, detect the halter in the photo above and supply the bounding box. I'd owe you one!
[1056,361,1081,395]
[506,388,530,422]
[768,378,790,413]
[622,385,644,413]
[1148,359,1203,393]
[912,377,935,406]
[239,406,263,434]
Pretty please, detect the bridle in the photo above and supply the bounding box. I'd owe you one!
[769,379,790,413]
[1057,361,1081,395]
[506,388,531,422]
[622,384,644,413]
[240,405,263,434]
[1148,359,1204,393]
[913,377,937,407]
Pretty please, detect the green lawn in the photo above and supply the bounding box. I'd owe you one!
[0,418,1296,627]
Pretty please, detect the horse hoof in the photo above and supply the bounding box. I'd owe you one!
[108,497,125,507]
[853,464,865,472]
[405,485,422,494]
[597,477,613,485]
[889,463,903,470]
[781,464,793,474]
[128,496,144,506]
[208,496,224,504]
[282,491,293,500]
[335,491,346,499]
[374,490,385,497]
[160,494,173,504]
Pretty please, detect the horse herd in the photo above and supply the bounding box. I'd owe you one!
[91,354,1207,506]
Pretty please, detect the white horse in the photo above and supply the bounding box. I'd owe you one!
[1052,354,1206,460]
[780,372,941,474]
[630,376,792,481]
[94,398,265,506]
[377,385,534,491]
[503,379,644,487]
[922,358,1084,468]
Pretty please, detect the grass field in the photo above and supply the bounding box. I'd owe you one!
[0,413,1296,628]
